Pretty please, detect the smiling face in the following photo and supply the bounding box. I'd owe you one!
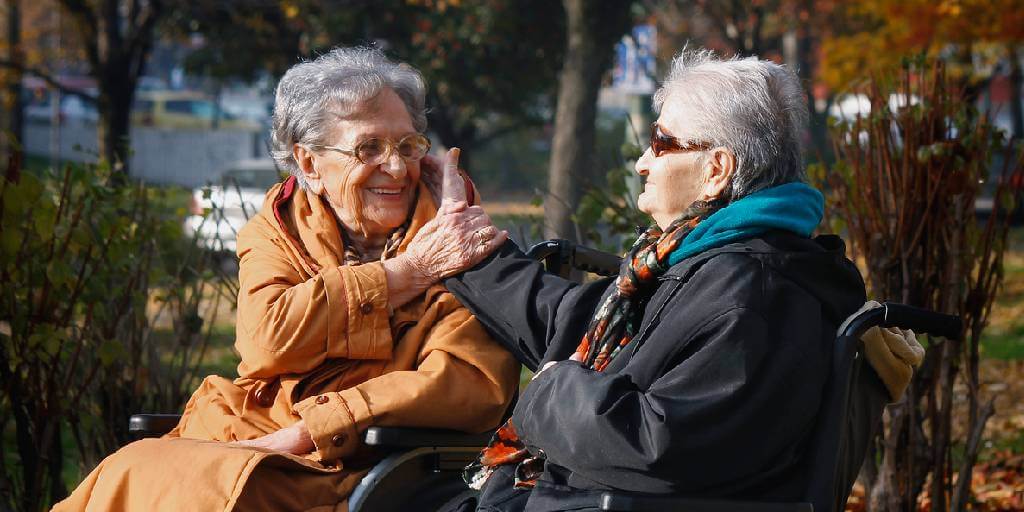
[300,88,422,240]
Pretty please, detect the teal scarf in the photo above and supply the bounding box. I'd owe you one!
[667,182,824,265]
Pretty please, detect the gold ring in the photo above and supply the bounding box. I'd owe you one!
[476,228,494,245]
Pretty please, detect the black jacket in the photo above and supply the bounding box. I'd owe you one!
[445,231,866,511]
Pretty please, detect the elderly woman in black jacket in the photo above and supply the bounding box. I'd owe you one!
[401,49,871,511]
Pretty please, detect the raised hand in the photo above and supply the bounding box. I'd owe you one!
[404,148,507,280]
[420,148,474,210]
[384,148,509,311]
[441,148,468,208]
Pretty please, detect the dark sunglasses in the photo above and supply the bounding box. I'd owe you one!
[649,123,713,157]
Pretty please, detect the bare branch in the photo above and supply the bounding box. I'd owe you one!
[125,0,163,80]
[0,59,97,103]
[951,398,996,511]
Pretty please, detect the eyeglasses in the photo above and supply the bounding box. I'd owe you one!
[649,123,713,157]
[309,133,431,166]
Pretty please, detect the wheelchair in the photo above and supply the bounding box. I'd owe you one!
[129,239,962,512]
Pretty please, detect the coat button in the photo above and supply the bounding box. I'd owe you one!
[332,434,346,446]
[315,395,329,405]
[359,302,373,315]
[254,387,274,407]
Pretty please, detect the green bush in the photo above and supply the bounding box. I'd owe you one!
[574,142,649,254]
[0,162,235,511]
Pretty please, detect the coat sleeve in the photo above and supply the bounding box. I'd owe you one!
[444,241,612,371]
[513,306,825,493]
[292,290,520,463]
[234,225,394,379]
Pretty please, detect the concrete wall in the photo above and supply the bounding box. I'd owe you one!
[25,120,267,188]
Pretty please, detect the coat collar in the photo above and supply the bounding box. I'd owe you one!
[258,175,441,274]
[663,231,847,279]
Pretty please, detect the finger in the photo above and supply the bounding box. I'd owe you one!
[439,200,468,215]
[441,148,467,205]
[568,352,583,362]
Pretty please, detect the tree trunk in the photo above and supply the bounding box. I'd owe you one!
[61,0,162,180]
[96,74,135,177]
[1009,45,1023,140]
[545,0,633,241]
[5,0,24,159]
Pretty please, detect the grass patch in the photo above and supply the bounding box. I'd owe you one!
[147,322,239,381]
[980,227,1024,360]
[980,328,1024,360]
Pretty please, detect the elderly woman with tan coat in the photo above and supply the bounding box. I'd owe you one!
[55,47,519,511]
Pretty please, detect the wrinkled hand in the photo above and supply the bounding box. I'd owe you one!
[403,148,508,282]
[234,420,315,455]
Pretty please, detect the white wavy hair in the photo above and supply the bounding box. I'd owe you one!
[269,46,427,189]
[653,48,809,200]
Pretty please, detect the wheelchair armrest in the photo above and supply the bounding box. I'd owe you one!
[599,493,812,512]
[362,426,495,448]
[128,414,182,438]
[526,239,621,279]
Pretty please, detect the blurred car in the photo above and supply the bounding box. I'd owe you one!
[220,95,272,127]
[185,158,284,253]
[24,90,100,124]
[133,91,260,130]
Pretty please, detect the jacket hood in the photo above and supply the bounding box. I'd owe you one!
[747,232,866,326]
[668,231,866,327]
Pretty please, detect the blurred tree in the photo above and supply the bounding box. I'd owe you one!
[2,0,170,178]
[3,0,24,164]
[171,0,566,171]
[0,0,96,126]
[163,0,304,129]
[166,1,302,85]
[647,0,843,161]
[59,0,165,178]
[377,0,565,170]
[545,0,634,241]
[818,0,1024,138]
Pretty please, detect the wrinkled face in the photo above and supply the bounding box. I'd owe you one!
[312,88,421,239]
[634,93,709,229]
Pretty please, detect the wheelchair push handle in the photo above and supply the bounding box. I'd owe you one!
[573,244,622,277]
[841,302,962,341]
[525,239,622,278]
[882,303,962,340]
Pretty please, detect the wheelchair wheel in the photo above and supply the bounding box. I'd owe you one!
[350,447,480,512]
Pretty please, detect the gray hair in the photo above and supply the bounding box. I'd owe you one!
[270,46,428,187]
[653,48,809,201]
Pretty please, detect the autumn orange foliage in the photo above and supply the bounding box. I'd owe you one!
[819,0,1024,90]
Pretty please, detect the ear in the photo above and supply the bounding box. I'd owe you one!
[700,147,735,200]
[293,144,324,194]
